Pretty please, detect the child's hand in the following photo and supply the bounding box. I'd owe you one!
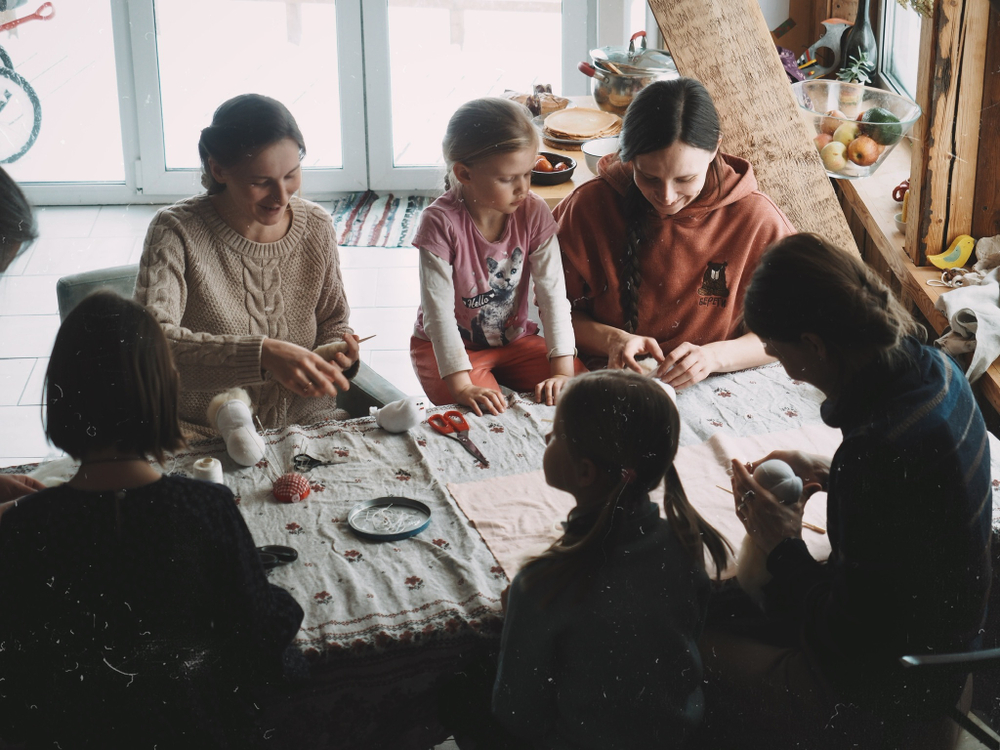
[454,383,506,417]
[534,374,571,406]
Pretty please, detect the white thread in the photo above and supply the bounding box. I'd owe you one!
[192,457,224,484]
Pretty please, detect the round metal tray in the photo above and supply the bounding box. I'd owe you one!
[347,497,431,542]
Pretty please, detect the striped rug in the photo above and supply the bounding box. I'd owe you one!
[330,190,434,248]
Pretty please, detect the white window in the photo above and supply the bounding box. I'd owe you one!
[878,0,921,100]
[10,0,597,203]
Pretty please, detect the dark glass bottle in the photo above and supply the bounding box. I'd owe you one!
[841,0,877,78]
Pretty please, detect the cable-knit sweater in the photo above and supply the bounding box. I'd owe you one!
[134,195,353,436]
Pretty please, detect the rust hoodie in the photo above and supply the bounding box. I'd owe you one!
[554,152,794,355]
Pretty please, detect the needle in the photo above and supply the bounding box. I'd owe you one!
[357,334,376,343]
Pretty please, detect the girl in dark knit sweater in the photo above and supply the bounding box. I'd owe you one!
[493,370,730,748]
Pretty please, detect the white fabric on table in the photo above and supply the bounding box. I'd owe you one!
[935,267,1000,383]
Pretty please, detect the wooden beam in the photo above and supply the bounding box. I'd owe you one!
[907,0,991,264]
[647,0,860,256]
[973,4,1000,239]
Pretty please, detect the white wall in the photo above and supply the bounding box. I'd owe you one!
[757,0,792,30]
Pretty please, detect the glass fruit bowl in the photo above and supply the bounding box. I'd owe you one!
[792,81,921,180]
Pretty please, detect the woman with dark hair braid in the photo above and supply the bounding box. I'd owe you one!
[554,78,794,389]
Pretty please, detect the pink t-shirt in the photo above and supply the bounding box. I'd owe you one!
[413,190,558,348]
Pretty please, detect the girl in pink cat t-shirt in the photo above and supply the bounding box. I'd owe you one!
[410,98,586,415]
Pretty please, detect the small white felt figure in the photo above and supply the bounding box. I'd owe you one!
[207,388,266,466]
[736,460,804,608]
[371,397,427,433]
[636,359,676,402]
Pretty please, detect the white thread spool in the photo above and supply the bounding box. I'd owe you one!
[192,457,225,484]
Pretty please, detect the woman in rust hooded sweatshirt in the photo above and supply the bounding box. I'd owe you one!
[554,78,794,389]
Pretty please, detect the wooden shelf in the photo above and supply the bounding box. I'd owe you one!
[837,142,1000,415]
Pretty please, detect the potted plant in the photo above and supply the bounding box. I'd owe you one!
[836,53,874,116]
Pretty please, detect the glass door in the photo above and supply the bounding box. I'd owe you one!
[2,0,132,203]
[363,0,594,190]
[127,0,367,198]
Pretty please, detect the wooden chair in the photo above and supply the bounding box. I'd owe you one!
[897,649,1000,750]
[54,264,405,417]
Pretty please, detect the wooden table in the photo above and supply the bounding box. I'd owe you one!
[530,95,604,209]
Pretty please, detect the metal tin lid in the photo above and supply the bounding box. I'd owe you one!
[347,497,432,542]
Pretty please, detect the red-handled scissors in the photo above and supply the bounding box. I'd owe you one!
[428,410,490,467]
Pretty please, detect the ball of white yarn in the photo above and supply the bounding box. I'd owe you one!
[752,459,803,505]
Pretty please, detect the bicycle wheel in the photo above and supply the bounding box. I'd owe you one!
[0,66,41,163]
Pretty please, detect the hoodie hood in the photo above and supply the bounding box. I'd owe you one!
[596,151,759,219]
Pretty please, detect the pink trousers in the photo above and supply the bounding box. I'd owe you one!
[409,335,587,405]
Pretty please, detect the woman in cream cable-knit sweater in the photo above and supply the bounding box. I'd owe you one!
[135,94,359,436]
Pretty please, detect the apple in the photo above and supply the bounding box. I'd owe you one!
[820,141,848,171]
[814,133,833,152]
[833,122,861,147]
[846,135,881,166]
[820,109,847,135]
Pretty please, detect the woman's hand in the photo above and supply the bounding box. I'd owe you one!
[534,374,571,406]
[261,338,352,398]
[748,450,831,494]
[0,474,45,503]
[731,459,808,555]
[607,331,665,373]
[655,342,720,390]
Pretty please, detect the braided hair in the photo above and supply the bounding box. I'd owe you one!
[743,233,923,369]
[616,78,724,333]
[198,94,305,195]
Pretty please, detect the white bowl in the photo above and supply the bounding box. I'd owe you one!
[894,212,907,234]
[581,136,620,174]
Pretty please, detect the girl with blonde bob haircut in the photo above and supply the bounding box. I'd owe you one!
[0,292,304,749]
[493,369,729,748]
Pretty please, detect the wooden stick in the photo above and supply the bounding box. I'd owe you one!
[357,334,376,343]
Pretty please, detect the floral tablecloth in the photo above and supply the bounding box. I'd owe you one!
[12,363,1000,748]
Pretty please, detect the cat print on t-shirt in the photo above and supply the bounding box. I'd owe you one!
[461,248,524,347]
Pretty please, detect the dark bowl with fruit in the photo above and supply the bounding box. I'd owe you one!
[531,152,576,186]
[792,81,921,180]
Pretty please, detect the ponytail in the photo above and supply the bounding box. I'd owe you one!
[662,465,731,578]
[521,370,731,605]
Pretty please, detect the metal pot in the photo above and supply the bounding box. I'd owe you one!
[580,31,678,115]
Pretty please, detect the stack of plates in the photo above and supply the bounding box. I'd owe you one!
[538,108,623,150]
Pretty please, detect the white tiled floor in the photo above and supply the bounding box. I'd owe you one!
[0,204,424,468]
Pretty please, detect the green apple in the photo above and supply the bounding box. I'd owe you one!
[833,122,860,147]
[820,141,848,171]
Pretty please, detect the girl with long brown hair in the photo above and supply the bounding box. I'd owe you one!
[493,369,730,747]
[555,77,794,390]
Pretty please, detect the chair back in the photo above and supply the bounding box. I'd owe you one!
[55,264,139,321]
